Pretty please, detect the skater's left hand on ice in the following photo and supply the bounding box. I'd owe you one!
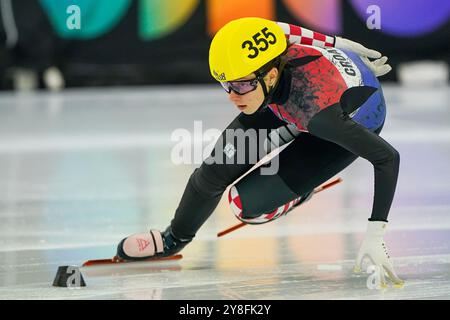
[354,221,404,287]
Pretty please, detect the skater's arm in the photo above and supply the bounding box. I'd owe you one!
[307,103,400,222]
[276,21,335,48]
[276,21,381,59]
[309,106,404,285]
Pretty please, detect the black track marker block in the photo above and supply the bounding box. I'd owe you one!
[53,266,86,287]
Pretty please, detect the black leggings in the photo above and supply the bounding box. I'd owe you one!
[170,107,384,240]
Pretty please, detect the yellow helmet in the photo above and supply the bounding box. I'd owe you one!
[209,17,287,82]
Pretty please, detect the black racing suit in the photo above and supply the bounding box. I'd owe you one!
[169,45,399,245]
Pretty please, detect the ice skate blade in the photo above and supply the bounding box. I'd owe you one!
[82,254,183,267]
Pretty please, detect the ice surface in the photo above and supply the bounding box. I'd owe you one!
[0,85,449,299]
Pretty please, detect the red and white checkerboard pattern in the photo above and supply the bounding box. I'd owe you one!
[277,22,335,48]
[228,185,303,224]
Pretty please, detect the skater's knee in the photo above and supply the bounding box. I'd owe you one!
[228,184,301,224]
[228,169,300,224]
[190,166,228,197]
[228,185,261,223]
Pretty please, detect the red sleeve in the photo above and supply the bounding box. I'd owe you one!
[276,21,335,48]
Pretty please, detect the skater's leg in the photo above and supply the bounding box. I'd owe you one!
[117,109,298,259]
[170,109,291,240]
[229,124,383,223]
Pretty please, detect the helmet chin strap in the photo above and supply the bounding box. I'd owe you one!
[257,76,273,110]
[259,77,269,97]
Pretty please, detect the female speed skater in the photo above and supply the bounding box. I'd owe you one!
[116,17,404,286]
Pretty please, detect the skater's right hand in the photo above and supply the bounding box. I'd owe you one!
[334,36,381,59]
[334,37,392,77]
[353,221,404,287]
